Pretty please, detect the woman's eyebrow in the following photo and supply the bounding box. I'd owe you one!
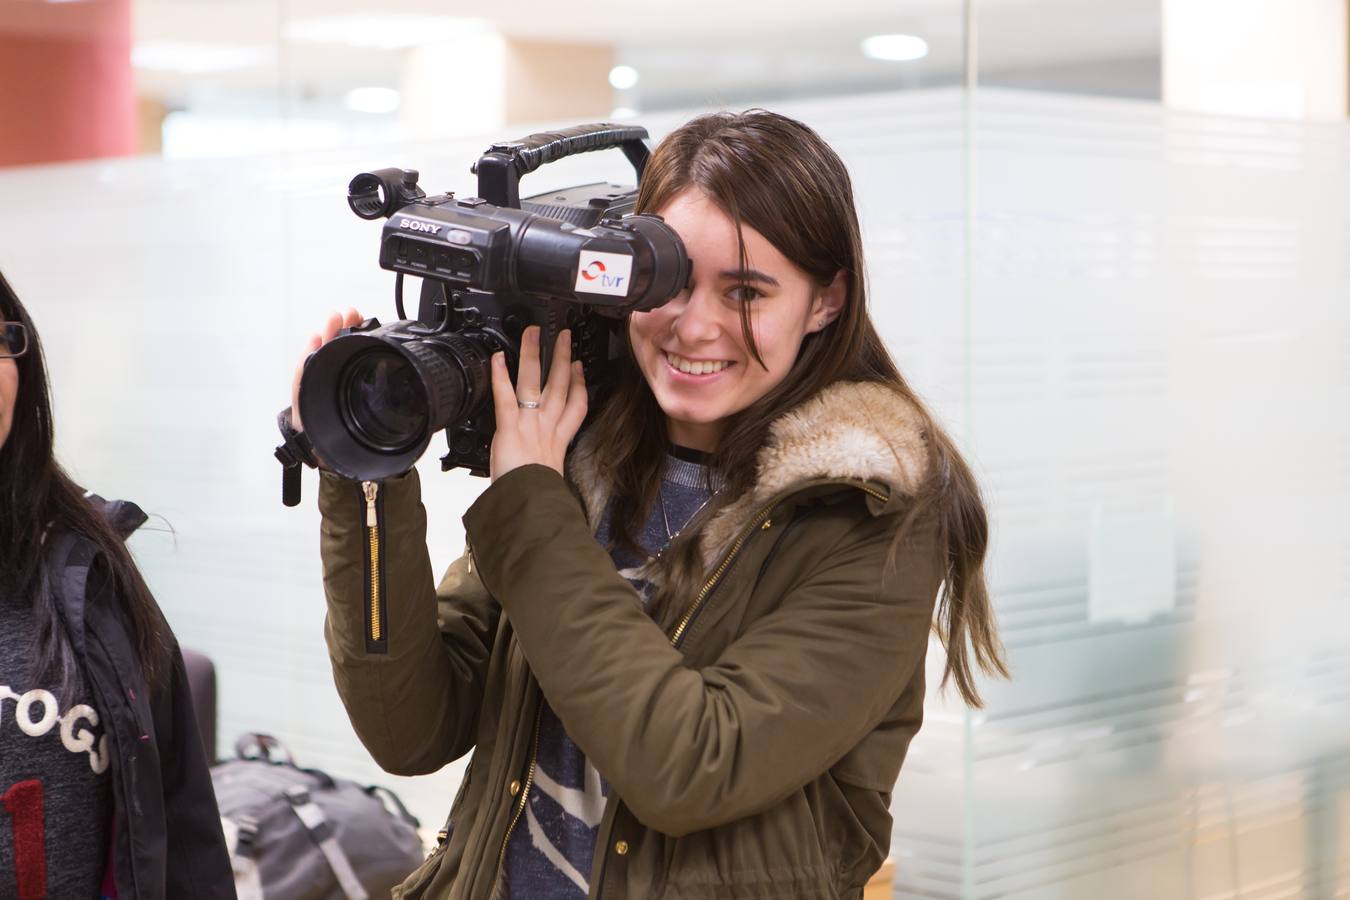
[718,268,780,286]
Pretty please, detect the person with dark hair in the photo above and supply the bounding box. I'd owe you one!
[0,272,235,898]
[295,109,1009,899]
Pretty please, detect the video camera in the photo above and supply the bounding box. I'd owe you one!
[276,123,691,500]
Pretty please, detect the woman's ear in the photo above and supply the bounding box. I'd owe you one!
[809,269,848,331]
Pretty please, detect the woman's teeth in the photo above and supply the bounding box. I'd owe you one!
[665,352,731,376]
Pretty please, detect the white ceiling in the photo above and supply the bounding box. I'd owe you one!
[3,0,1162,111]
[123,0,1158,55]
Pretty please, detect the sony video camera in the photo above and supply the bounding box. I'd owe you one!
[276,123,690,498]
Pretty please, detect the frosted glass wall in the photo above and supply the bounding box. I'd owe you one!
[892,89,1350,898]
[1,84,1346,900]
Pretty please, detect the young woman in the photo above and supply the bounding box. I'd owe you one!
[301,110,1007,899]
[0,273,234,899]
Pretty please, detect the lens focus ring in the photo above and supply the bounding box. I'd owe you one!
[400,339,470,424]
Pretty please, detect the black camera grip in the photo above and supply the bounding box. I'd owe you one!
[497,123,650,177]
[474,123,650,208]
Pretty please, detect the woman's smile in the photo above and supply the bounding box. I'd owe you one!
[662,351,735,379]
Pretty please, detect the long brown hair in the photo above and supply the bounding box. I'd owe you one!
[584,110,1008,706]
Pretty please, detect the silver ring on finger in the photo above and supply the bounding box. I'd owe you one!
[517,399,541,410]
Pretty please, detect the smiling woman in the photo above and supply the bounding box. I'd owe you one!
[306,109,1008,900]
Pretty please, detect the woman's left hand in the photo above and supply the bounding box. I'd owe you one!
[489,326,588,482]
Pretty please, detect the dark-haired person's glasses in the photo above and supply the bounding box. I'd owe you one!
[1,323,28,359]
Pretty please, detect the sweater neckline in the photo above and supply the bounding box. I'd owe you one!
[663,449,725,492]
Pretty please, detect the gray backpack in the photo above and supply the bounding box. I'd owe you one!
[211,734,425,900]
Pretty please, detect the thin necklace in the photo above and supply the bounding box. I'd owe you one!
[657,483,720,556]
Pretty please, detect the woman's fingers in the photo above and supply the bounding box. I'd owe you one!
[515,325,542,402]
[292,310,361,432]
[290,333,322,431]
[542,329,572,408]
[489,352,518,429]
[318,311,343,344]
[487,334,587,481]
[557,360,588,439]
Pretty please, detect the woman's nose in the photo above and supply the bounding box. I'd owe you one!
[670,286,723,346]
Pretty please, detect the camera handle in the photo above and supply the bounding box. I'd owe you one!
[274,407,319,507]
[472,123,650,208]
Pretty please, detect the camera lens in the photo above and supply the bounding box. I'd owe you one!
[298,326,494,481]
[339,348,429,452]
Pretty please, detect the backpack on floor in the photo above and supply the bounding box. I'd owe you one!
[211,733,425,900]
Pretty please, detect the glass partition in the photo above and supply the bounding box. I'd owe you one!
[890,75,1350,900]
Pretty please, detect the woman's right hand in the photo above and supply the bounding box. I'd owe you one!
[290,307,363,433]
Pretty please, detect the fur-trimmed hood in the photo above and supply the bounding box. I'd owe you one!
[568,380,933,571]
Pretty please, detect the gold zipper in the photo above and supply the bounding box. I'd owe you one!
[670,503,773,646]
[362,481,382,643]
[495,702,544,877]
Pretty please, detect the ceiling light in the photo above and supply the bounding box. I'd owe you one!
[860,34,929,62]
[285,14,493,50]
[132,42,272,74]
[608,65,639,90]
[345,87,401,114]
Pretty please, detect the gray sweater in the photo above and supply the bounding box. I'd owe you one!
[0,598,113,897]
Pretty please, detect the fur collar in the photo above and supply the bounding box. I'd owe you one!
[568,380,931,570]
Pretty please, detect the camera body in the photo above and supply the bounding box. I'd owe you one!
[291,124,691,485]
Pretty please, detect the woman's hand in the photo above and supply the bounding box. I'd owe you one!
[490,326,588,482]
[290,307,363,433]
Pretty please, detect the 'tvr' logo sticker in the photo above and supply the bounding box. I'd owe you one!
[575,250,633,297]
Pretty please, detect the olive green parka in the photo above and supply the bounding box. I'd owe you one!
[317,380,943,899]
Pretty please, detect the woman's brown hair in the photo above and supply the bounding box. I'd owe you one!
[583,110,1008,706]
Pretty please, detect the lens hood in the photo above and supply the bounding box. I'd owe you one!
[299,329,468,481]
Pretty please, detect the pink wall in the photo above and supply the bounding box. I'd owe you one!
[0,0,135,167]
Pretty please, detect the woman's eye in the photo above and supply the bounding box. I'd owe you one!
[727,284,763,303]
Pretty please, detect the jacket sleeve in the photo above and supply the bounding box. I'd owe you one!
[463,465,942,837]
[152,642,238,899]
[319,468,500,776]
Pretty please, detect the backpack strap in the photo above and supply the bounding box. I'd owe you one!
[234,732,296,766]
[41,530,92,653]
[82,491,148,540]
[365,784,421,830]
[285,785,369,900]
[221,815,266,900]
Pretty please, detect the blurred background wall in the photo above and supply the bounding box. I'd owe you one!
[0,1,1347,896]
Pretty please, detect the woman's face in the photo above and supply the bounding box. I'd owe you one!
[627,188,844,452]
[0,320,17,453]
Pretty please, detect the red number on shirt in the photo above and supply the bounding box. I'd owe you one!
[2,779,47,900]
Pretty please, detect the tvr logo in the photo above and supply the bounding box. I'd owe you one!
[575,251,633,297]
[580,260,625,289]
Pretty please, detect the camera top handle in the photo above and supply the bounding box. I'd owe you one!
[472,123,651,209]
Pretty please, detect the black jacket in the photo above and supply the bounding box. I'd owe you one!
[46,526,236,899]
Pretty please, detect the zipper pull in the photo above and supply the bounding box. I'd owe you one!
[362,481,379,528]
